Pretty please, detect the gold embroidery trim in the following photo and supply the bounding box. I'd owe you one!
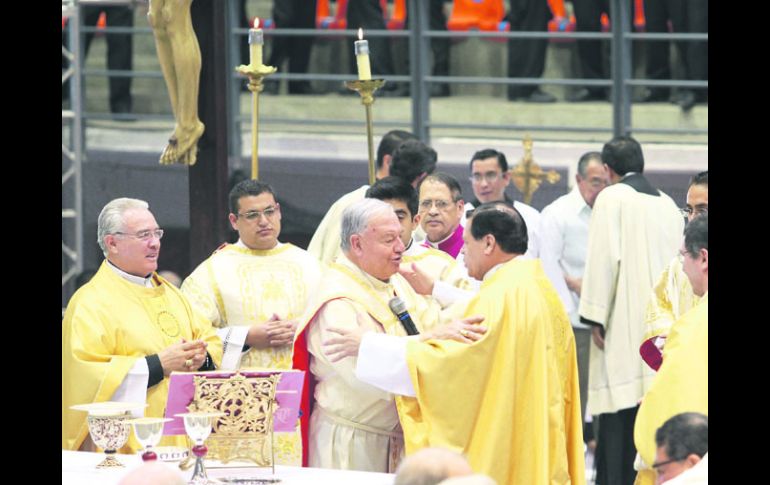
[156,310,181,338]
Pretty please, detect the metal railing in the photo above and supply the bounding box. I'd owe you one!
[62,0,707,306]
[67,0,708,146]
[226,0,707,145]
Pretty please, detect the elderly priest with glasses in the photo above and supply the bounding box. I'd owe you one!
[321,202,585,485]
[62,198,222,453]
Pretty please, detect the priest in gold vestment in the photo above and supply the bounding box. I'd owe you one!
[640,171,707,371]
[634,215,708,485]
[324,202,585,485]
[295,199,481,473]
[181,180,321,465]
[62,198,222,452]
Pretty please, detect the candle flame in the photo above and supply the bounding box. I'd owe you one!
[254,18,260,29]
[358,28,363,40]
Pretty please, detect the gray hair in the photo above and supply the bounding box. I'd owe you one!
[340,198,395,252]
[577,151,603,177]
[97,198,149,256]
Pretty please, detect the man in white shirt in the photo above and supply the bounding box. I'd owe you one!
[461,148,541,258]
[539,151,608,431]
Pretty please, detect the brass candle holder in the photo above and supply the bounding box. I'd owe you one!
[235,63,278,180]
[345,79,387,185]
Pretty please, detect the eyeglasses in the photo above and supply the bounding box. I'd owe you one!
[419,199,454,211]
[651,457,684,470]
[114,229,164,241]
[470,172,502,184]
[679,206,708,218]
[237,206,278,221]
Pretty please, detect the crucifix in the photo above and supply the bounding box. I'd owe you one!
[509,135,561,204]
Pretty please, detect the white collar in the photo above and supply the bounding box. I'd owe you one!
[107,260,154,288]
[235,239,283,250]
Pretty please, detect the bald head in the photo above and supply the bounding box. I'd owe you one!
[395,448,474,485]
[118,462,186,485]
[439,475,498,485]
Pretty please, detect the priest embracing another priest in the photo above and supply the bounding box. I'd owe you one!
[293,198,585,485]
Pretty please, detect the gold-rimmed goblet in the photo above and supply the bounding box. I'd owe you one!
[129,417,173,462]
[71,402,146,468]
[175,411,225,485]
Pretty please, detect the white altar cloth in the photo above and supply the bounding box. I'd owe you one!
[62,450,395,485]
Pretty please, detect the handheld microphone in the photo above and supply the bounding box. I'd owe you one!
[388,297,420,336]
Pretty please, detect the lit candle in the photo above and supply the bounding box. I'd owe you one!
[354,28,371,80]
[249,18,264,67]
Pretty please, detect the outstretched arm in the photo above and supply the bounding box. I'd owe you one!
[323,315,487,362]
[323,316,486,397]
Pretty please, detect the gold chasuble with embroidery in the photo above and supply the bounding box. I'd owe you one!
[182,243,322,369]
[633,295,708,485]
[640,257,701,371]
[181,243,321,465]
[62,261,222,452]
[296,255,441,473]
[396,259,585,485]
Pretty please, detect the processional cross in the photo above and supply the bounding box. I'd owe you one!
[509,135,561,204]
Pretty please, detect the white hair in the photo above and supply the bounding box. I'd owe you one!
[97,198,149,256]
[340,198,395,252]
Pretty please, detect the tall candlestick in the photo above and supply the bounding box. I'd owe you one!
[354,28,371,81]
[249,18,264,67]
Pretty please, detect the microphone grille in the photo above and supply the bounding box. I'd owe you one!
[388,297,407,315]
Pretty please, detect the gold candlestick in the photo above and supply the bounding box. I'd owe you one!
[345,79,386,185]
[235,63,277,180]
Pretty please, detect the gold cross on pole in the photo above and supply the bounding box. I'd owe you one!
[509,135,561,204]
